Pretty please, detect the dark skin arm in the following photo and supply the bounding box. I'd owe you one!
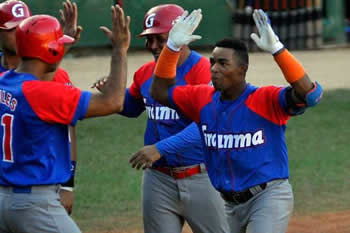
[289,74,314,104]
[150,77,175,107]
[59,126,77,215]
[84,5,130,117]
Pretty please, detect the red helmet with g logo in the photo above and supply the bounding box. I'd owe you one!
[138,4,184,37]
[0,0,31,30]
[16,15,75,64]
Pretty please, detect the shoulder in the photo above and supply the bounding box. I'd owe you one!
[134,61,156,84]
[53,67,72,85]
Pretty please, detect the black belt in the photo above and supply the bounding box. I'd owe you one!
[220,183,267,205]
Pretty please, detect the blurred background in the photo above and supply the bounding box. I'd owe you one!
[24,0,350,51]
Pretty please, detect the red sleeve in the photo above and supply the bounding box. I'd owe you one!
[245,86,290,125]
[129,61,155,99]
[52,67,72,85]
[184,57,211,85]
[171,85,215,123]
[22,81,87,125]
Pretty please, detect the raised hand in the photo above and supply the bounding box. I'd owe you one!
[250,9,284,54]
[100,5,130,51]
[167,9,203,51]
[60,0,83,43]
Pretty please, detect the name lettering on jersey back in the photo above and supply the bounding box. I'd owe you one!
[201,125,265,149]
[0,89,17,111]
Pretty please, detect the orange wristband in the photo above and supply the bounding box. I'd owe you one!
[274,49,306,84]
[154,46,180,79]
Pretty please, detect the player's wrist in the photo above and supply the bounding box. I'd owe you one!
[60,186,74,192]
[270,41,284,55]
[61,161,76,188]
[166,39,182,52]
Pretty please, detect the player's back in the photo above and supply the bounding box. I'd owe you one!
[0,70,71,187]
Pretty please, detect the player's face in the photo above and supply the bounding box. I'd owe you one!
[0,28,17,54]
[145,33,169,61]
[210,47,245,94]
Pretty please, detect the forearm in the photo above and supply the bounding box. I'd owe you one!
[274,48,313,96]
[69,126,77,161]
[104,47,128,110]
[151,46,179,106]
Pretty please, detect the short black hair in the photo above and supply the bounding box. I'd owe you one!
[214,38,249,66]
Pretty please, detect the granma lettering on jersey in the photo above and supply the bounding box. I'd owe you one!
[0,89,18,111]
[145,105,179,120]
[201,125,265,149]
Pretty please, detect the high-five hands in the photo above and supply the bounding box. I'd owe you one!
[100,4,131,51]
[250,9,284,54]
[167,9,203,51]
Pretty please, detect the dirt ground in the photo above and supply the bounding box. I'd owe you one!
[61,47,350,233]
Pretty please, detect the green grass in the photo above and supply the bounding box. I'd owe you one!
[72,89,350,231]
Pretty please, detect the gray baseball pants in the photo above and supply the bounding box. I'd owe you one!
[224,179,294,233]
[0,185,81,233]
[142,167,229,233]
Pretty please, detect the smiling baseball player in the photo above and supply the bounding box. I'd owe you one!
[131,8,323,233]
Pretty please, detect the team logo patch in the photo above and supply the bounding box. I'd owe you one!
[11,3,25,18]
[145,13,156,28]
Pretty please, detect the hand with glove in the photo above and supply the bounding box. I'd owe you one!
[250,9,284,54]
[167,9,203,51]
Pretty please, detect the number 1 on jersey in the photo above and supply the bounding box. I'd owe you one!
[1,114,14,162]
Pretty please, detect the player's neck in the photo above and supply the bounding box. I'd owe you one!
[177,46,191,67]
[220,82,247,101]
[16,60,55,81]
[1,50,21,70]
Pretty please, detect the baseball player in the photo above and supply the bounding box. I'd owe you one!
[0,5,130,233]
[131,9,323,233]
[93,4,228,233]
[0,0,82,215]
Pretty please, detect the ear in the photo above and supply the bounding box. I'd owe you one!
[239,64,248,76]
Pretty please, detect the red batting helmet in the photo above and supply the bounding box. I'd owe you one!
[0,0,31,30]
[138,4,184,37]
[16,15,74,64]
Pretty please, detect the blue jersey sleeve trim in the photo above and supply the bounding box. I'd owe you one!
[118,89,145,117]
[71,91,91,126]
[155,122,202,157]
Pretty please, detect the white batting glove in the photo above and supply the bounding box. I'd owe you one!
[167,9,203,51]
[250,9,284,54]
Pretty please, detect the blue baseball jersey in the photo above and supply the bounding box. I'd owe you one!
[0,70,91,186]
[169,83,295,192]
[120,51,211,167]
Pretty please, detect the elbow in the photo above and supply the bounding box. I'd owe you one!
[104,96,124,114]
[305,81,323,107]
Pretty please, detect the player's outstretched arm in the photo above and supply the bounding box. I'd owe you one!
[129,122,202,169]
[85,4,130,117]
[250,9,322,107]
[150,9,202,106]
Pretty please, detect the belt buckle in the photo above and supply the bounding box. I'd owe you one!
[230,192,242,205]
